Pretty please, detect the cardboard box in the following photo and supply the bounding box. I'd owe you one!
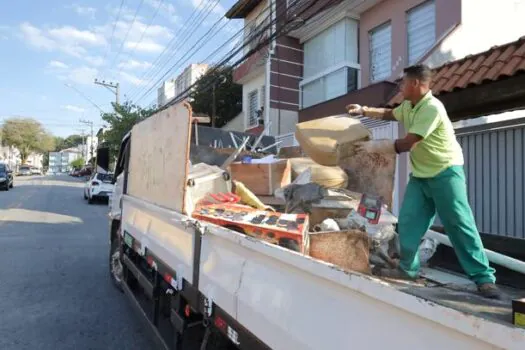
[229,160,291,196]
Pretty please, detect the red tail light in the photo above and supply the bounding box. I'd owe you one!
[91,181,99,186]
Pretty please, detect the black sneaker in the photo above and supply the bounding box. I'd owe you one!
[372,267,416,280]
[477,283,503,300]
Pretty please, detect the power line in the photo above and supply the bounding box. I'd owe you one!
[134,0,298,104]
[63,83,107,113]
[123,0,211,99]
[116,0,164,77]
[101,0,126,77]
[134,11,229,102]
[153,0,347,112]
[108,0,146,77]
[126,0,222,99]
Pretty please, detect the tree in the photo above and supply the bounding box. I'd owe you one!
[190,66,242,128]
[70,158,85,169]
[1,118,55,164]
[100,101,156,157]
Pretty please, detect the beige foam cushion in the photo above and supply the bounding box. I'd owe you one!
[289,158,348,189]
[295,115,371,166]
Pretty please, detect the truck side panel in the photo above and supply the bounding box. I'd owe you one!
[122,195,195,285]
[202,225,524,350]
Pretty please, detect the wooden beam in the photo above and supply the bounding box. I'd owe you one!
[437,73,525,121]
[192,113,211,124]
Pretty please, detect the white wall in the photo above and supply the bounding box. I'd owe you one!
[268,108,298,136]
[244,0,270,55]
[222,112,245,132]
[425,0,525,67]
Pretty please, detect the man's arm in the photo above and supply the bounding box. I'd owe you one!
[346,104,398,121]
[362,107,397,121]
[394,133,423,153]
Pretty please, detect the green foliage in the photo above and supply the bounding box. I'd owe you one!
[190,66,242,128]
[55,134,84,151]
[100,101,156,157]
[70,157,85,169]
[1,118,55,163]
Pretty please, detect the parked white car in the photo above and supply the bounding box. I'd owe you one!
[84,172,114,204]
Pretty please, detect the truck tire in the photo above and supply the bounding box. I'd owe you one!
[109,237,124,292]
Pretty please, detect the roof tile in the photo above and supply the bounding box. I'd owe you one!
[387,36,525,107]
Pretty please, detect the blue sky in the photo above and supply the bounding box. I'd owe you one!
[0,0,241,136]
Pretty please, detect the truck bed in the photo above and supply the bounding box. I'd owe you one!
[121,194,525,350]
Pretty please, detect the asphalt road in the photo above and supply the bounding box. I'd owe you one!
[0,175,153,350]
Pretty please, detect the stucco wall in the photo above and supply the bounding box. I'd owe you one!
[425,0,525,68]
[360,0,461,86]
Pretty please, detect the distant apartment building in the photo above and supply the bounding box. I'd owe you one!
[48,149,82,173]
[157,63,209,107]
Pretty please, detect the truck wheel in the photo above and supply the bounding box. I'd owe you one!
[109,238,124,292]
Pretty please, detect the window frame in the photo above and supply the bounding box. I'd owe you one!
[369,20,392,83]
[406,0,436,66]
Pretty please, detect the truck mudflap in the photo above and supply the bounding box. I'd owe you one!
[121,224,271,350]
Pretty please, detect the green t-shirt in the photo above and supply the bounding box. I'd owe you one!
[393,91,464,178]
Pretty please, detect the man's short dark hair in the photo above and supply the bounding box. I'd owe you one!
[404,64,433,83]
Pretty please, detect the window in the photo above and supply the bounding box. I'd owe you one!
[369,22,392,82]
[247,90,259,127]
[407,0,436,65]
[300,18,359,108]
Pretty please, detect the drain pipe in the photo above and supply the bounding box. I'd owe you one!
[425,230,525,275]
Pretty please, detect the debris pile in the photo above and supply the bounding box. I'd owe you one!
[187,117,438,274]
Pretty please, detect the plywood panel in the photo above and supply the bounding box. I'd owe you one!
[128,103,192,213]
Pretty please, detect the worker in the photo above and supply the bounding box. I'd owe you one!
[346,64,501,299]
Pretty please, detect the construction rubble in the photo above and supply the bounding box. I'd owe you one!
[186,115,439,275]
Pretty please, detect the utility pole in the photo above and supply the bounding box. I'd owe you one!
[79,119,94,166]
[94,79,120,105]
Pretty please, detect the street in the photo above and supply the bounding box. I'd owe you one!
[0,175,153,350]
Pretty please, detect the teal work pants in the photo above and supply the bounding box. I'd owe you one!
[398,166,495,285]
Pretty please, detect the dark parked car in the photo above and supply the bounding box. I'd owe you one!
[0,163,14,190]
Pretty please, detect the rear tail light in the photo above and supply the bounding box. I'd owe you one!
[92,181,99,186]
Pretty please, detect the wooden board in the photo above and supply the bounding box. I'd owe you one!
[338,149,396,209]
[128,102,193,213]
[308,229,370,274]
[229,160,291,196]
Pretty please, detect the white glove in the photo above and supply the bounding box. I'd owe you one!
[354,140,396,155]
[346,104,364,116]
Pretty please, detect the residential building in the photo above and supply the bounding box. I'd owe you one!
[224,0,525,215]
[48,149,82,173]
[0,145,21,170]
[25,153,43,169]
[157,63,209,107]
[174,63,209,100]
[157,80,176,108]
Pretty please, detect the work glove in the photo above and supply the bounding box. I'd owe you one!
[346,104,365,116]
[346,104,383,119]
[354,140,396,155]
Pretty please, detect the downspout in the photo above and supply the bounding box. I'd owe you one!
[264,0,276,136]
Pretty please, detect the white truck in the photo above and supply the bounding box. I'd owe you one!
[108,103,525,350]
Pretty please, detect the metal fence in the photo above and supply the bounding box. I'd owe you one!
[456,120,525,239]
